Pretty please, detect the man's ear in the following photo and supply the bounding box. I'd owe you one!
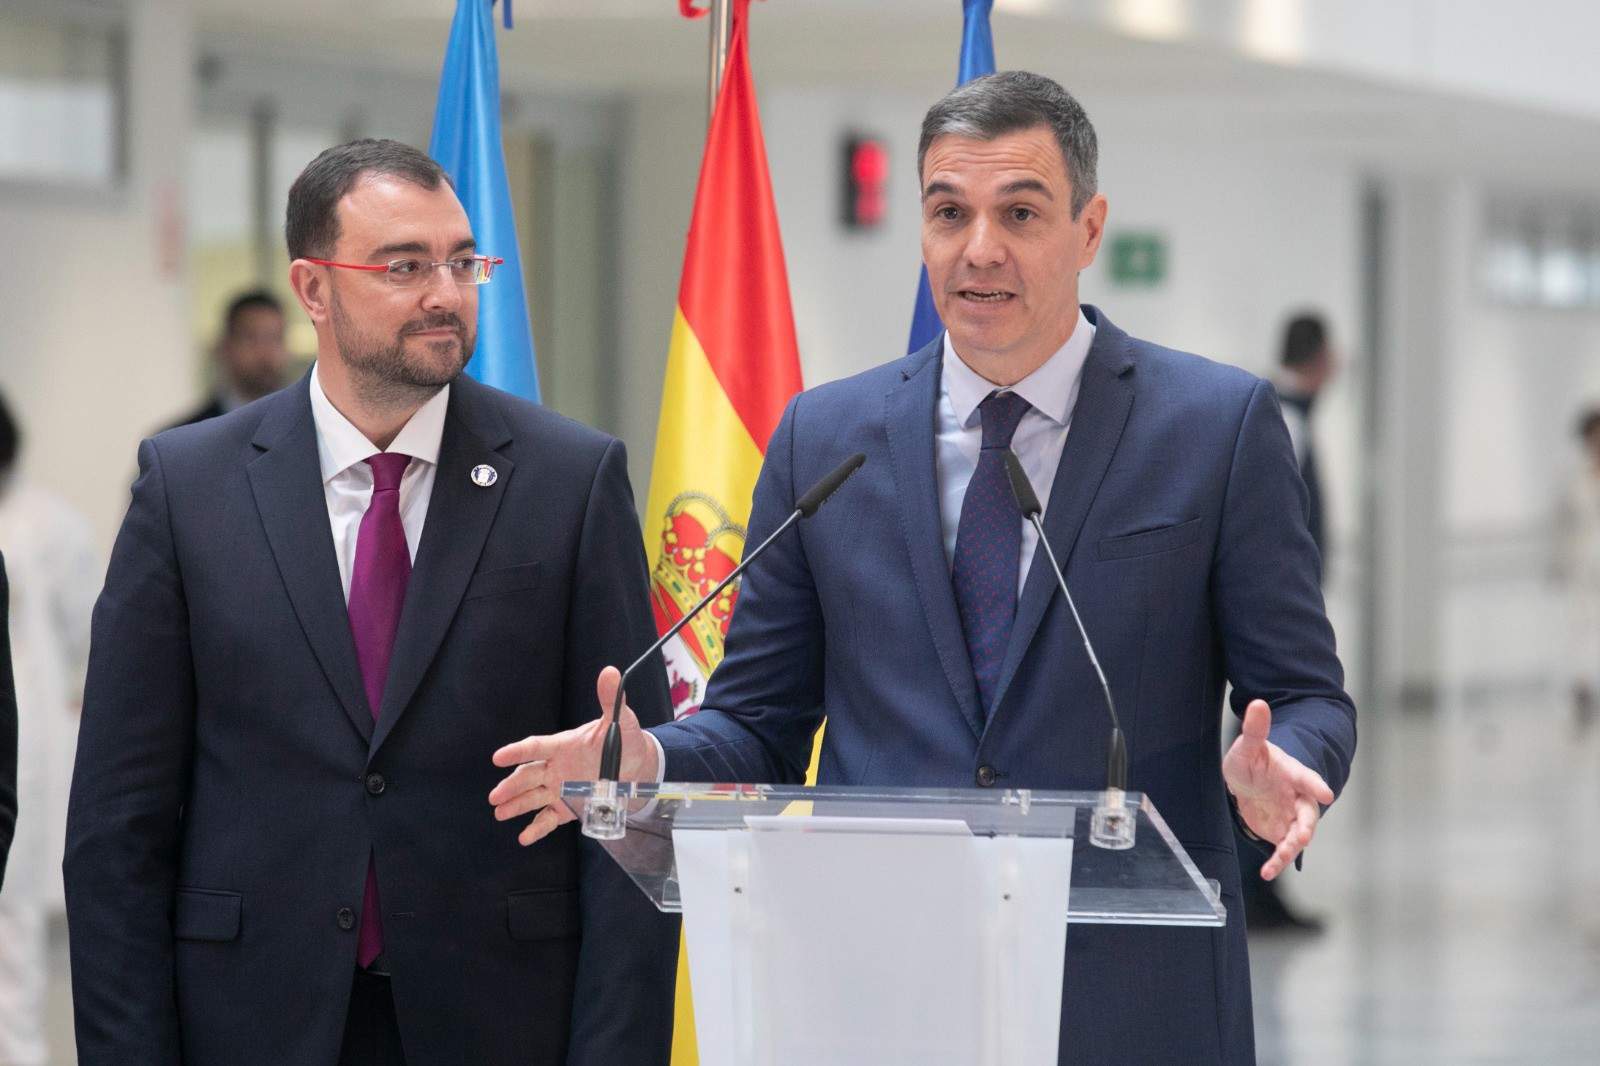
[1076,193,1109,270]
[288,260,330,324]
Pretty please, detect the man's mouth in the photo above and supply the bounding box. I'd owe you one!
[407,324,463,339]
[957,289,1015,303]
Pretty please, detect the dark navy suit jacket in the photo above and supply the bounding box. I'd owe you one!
[65,373,678,1066]
[654,308,1356,1065]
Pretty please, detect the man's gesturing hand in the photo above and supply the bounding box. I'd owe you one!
[489,667,659,846]
[1222,699,1335,882]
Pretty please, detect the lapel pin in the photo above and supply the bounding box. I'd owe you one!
[471,464,498,488]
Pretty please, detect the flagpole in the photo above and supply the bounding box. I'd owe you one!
[705,0,732,126]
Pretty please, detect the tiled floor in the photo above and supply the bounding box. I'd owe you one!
[30,596,1600,1065]
[1250,687,1600,1064]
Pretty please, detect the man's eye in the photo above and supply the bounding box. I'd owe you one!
[448,256,477,271]
[1011,207,1034,222]
[935,205,961,221]
[388,259,424,276]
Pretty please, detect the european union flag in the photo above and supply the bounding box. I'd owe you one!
[908,0,997,355]
[430,0,540,402]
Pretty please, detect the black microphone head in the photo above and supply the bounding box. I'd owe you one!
[796,452,866,517]
[1003,450,1043,518]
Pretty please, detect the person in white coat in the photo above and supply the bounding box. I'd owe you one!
[0,393,98,1066]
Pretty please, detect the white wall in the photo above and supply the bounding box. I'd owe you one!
[1443,220,1600,540]
[761,87,935,386]
[0,0,194,550]
[613,89,702,500]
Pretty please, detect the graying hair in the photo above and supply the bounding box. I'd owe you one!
[917,70,1099,217]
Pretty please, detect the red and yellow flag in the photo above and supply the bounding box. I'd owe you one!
[647,0,802,722]
[650,2,803,1061]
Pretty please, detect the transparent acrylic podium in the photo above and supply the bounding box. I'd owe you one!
[563,782,1224,1066]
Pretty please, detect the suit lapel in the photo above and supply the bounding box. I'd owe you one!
[884,339,985,739]
[247,377,374,744]
[369,377,513,757]
[988,314,1136,723]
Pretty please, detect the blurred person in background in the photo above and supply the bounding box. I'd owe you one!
[0,391,99,1066]
[1552,406,1600,736]
[1274,312,1334,571]
[1234,310,1337,934]
[164,289,291,429]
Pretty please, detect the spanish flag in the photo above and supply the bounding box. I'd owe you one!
[645,0,802,724]
[647,2,803,1061]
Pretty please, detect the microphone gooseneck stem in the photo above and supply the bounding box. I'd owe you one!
[1003,449,1127,794]
[1025,511,1127,791]
[595,452,864,783]
[597,506,805,782]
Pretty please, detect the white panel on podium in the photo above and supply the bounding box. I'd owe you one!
[674,816,1070,1066]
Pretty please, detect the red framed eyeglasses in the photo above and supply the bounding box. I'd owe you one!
[303,254,504,287]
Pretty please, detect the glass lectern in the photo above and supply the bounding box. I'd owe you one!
[563,782,1225,1066]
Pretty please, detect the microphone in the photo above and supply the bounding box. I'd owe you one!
[1003,450,1135,850]
[582,452,867,840]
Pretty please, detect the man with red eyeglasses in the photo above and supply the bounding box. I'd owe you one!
[65,139,677,1066]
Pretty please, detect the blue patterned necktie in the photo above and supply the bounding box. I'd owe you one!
[952,390,1032,720]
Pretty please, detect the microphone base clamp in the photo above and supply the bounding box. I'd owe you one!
[581,779,627,840]
[1089,787,1136,851]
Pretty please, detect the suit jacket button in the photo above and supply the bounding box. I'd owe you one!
[976,765,997,787]
[365,772,387,796]
[336,907,356,931]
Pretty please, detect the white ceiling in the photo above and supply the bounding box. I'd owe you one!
[189,0,1600,191]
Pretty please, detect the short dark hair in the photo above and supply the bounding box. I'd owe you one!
[918,70,1099,217]
[223,290,283,335]
[1281,312,1329,369]
[1576,407,1600,441]
[284,138,453,261]
[0,390,18,476]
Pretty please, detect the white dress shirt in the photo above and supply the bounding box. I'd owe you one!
[308,362,450,601]
[938,309,1095,596]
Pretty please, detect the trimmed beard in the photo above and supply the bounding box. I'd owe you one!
[330,287,474,409]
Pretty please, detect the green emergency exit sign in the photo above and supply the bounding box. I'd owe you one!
[1109,232,1167,287]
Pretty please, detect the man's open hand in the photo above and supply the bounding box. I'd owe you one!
[1222,699,1334,881]
[488,667,658,845]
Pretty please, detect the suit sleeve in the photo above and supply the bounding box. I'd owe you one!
[562,438,680,1066]
[1215,380,1357,800]
[64,439,194,1064]
[0,553,16,890]
[649,393,827,784]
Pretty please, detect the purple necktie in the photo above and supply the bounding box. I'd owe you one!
[952,391,1031,720]
[347,451,412,969]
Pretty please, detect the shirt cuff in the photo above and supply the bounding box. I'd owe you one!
[646,729,668,784]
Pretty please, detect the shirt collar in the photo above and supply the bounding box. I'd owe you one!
[308,361,449,483]
[941,308,1096,429]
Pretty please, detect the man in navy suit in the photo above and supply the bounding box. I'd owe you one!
[492,73,1356,1064]
[65,140,677,1066]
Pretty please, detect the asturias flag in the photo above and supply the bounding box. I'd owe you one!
[429,0,541,402]
[648,3,804,1062]
[907,0,997,354]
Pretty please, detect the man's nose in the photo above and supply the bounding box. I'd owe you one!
[419,263,464,312]
[962,215,1006,269]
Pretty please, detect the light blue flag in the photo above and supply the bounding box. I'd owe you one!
[429,0,540,402]
[908,0,997,355]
